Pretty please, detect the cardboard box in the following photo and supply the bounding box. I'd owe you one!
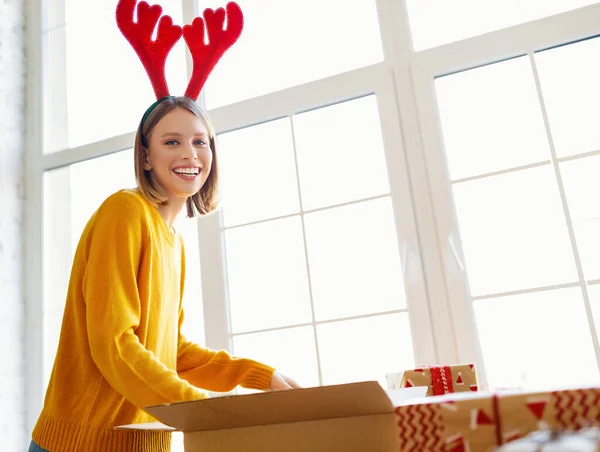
[116,381,428,452]
[117,380,600,452]
[387,363,478,396]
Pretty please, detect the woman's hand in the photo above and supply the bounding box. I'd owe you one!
[270,371,302,391]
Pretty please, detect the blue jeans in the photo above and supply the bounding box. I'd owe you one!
[28,440,49,452]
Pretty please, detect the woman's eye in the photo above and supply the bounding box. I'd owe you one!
[194,140,207,146]
[165,140,179,146]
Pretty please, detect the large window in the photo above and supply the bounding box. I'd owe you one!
[29,0,600,441]
[434,41,600,389]
[411,4,600,389]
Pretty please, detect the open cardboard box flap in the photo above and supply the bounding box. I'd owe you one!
[116,381,426,433]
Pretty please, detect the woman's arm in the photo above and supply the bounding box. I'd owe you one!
[176,241,275,392]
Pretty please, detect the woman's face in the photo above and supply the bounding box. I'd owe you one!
[144,107,213,201]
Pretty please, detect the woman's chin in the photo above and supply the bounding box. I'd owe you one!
[171,182,203,199]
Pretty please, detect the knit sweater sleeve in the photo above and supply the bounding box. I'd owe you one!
[176,240,275,392]
[82,193,206,409]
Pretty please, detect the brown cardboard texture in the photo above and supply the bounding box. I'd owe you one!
[116,381,413,452]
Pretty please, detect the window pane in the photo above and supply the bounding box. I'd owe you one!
[304,197,406,321]
[44,168,73,314]
[569,219,600,282]
[203,0,383,109]
[68,150,137,250]
[176,217,205,346]
[536,37,600,158]
[435,57,550,181]
[47,0,65,31]
[57,1,187,150]
[317,314,414,386]
[453,165,577,296]
[560,156,600,222]
[233,326,320,389]
[225,217,312,333]
[43,310,65,388]
[560,156,600,281]
[586,285,600,351]
[294,96,390,210]
[474,288,599,390]
[219,119,300,227]
[406,0,598,51]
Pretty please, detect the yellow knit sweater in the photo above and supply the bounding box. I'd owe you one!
[32,189,275,452]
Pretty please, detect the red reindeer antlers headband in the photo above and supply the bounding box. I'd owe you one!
[116,0,244,101]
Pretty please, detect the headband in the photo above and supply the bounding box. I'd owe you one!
[116,0,244,124]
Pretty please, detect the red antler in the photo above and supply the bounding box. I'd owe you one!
[116,0,183,99]
[183,2,244,100]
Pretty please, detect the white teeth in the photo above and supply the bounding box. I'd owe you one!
[174,168,199,175]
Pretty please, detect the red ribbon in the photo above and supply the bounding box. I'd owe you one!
[492,392,502,446]
[430,366,454,396]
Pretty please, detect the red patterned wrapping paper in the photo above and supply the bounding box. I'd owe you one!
[395,386,600,452]
[395,392,498,452]
[395,364,478,396]
[497,387,600,444]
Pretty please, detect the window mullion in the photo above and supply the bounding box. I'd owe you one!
[182,0,199,106]
[410,60,488,377]
[26,0,48,436]
[376,0,484,370]
[197,212,232,352]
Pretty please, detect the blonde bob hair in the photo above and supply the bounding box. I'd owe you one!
[134,96,219,218]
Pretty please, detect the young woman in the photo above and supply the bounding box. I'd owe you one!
[29,96,298,452]
[30,2,300,450]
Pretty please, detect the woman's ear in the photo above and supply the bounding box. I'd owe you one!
[142,147,152,171]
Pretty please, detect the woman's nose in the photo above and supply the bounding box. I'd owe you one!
[182,143,197,159]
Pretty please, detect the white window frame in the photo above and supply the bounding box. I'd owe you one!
[376,0,485,373]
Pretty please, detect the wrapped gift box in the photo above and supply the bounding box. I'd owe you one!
[497,387,600,443]
[387,364,478,396]
[395,386,600,452]
[395,391,499,452]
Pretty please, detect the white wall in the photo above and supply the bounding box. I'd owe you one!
[0,0,26,449]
